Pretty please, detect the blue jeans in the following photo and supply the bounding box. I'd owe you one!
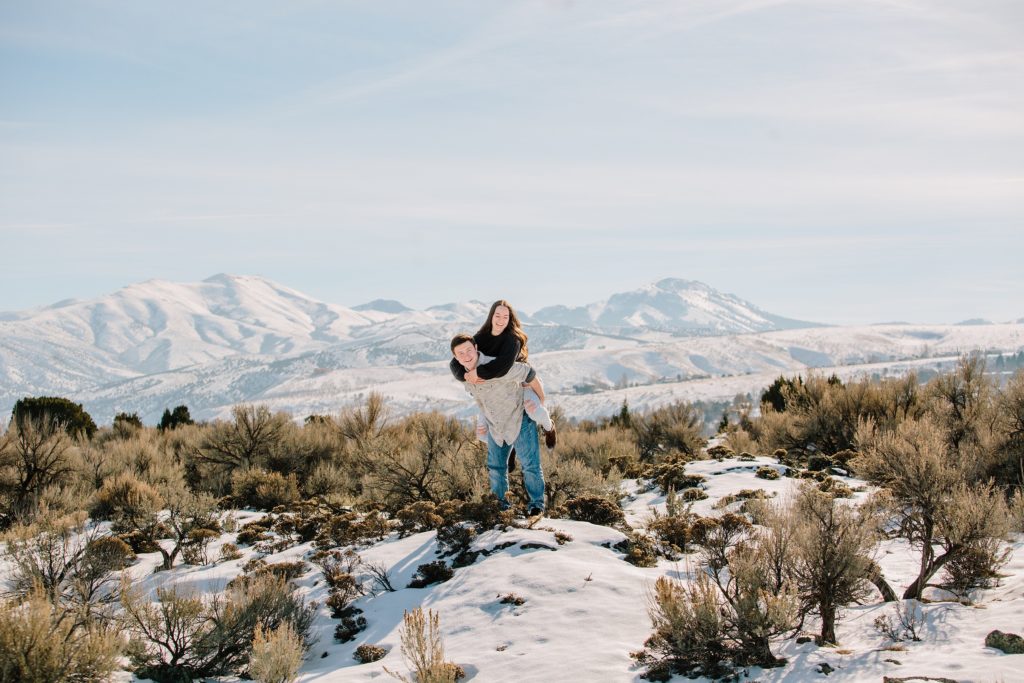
[486,414,545,511]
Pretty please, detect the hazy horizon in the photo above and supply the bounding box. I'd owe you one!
[2,1,1021,326]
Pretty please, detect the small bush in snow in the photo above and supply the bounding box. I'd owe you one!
[384,607,464,683]
[562,495,625,527]
[817,477,853,498]
[236,526,272,546]
[499,593,526,606]
[806,455,833,472]
[396,501,444,536]
[615,532,659,567]
[705,444,733,459]
[408,561,454,589]
[647,514,692,557]
[644,454,705,495]
[985,630,1024,655]
[714,488,769,510]
[249,622,303,683]
[231,468,299,511]
[219,542,243,562]
[553,531,573,545]
[122,572,314,681]
[334,609,367,643]
[228,560,308,591]
[679,487,708,502]
[755,466,780,480]
[354,644,388,663]
[635,517,798,679]
[181,527,219,565]
[0,585,123,683]
[872,599,924,642]
[315,511,393,549]
[631,573,730,680]
[941,537,1011,596]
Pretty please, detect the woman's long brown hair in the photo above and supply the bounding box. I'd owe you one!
[477,299,529,361]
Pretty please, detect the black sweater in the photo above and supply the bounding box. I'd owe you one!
[449,330,525,382]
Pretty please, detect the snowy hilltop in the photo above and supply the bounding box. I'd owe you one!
[6,457,1020,683]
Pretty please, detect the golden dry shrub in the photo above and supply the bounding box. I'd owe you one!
[360,412,483,512]
[634,573,728,679]
[3,511,98,603]
[722,428,758,458]
[632,402,705,461]
[302,462,357,503]
[231,468,299,510]
[991,369,1024,488]
[553,427,637,474]
[0,586,121,683]
[856,417,1012,599]
[0,416,77,523]
[249,622,304,683]
[787,485,879,645]
[385,607,463,683]
[268,418,343,480]
[89,472,163,531]
[219,542,243,562]
[188,405,292,494]
[540,451,621,509]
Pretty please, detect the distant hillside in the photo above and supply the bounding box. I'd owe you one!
[2,275,1022,425]
[533,278,816,335]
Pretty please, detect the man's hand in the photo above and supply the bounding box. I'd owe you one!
[525,399,537,412]
[476,423,488,438]
[465,369,485,385]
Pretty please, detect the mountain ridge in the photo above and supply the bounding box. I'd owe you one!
[2,274,1022,426]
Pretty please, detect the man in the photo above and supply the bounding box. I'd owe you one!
[451,333,546,516]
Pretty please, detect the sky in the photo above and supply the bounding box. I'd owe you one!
[1,0,1021,326]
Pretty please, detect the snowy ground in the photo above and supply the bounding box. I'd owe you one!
[9,456,1022,683]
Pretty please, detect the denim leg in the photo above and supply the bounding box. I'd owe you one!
[486,433,512,509]
[515,415,545,510]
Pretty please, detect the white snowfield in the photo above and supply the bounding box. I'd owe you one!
[85,457,1024,683]
[1,274,1021,425]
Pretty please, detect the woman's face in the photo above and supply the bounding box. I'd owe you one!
[490,305,510,335]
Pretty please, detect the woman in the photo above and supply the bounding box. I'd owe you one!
[450,299,556,450]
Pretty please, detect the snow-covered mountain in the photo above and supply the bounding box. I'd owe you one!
[0,274,384,374]
[532,278,816,335]
[2,274,1022,425]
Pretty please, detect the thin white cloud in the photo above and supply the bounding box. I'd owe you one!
[0,222,80,233]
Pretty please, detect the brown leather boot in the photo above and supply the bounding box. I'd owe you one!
[544,423,556,450]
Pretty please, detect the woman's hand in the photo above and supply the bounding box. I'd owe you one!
[466,369,484,384]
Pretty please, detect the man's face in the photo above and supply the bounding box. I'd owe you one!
[453,340,478,369]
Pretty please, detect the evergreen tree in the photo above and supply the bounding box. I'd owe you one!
[11,396,97,439]
[610,399,632,428]
[158,405,194,431]
[113,412,143,429]
[760,376,803,412]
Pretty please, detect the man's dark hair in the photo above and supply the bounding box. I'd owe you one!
[450,333,475,353]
